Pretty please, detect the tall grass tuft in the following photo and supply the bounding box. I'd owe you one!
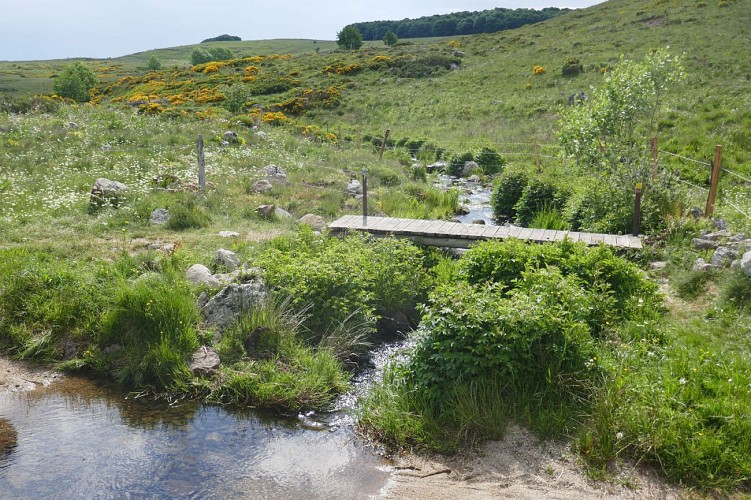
[97,271,200,389]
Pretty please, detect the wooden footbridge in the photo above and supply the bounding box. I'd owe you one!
[329,215,642,250]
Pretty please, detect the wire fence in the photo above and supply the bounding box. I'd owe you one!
[658,146,750,221]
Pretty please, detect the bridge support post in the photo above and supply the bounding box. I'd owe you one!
[362,166,368,227]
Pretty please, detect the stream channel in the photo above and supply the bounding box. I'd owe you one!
[0,342,410,499]
[0,178,495,499]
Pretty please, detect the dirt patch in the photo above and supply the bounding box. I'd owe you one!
[0,355,61,395]
[643,17,667,28]
[379,425,681,499]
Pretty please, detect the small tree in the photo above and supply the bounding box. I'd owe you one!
[337,26,363,50]
[52,61,98,102]
[222,84,251,113]
[383,30,398,46]
[146,55,162,71]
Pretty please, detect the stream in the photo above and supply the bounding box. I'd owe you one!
[0,342,411,499]
[435,175,496,225]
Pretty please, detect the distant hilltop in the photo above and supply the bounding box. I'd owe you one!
[201,34,242,43]
[346,7,569,41]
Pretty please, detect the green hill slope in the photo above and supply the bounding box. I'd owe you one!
[2,0,749,174]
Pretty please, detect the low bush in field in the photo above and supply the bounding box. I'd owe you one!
[258,229,431,337]
[360,239,663,451]
[513,178,570,227]
[491,169,529,220]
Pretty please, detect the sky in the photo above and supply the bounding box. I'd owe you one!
[0,0,604,61]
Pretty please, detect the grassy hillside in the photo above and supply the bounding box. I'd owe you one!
[2,0,749,179]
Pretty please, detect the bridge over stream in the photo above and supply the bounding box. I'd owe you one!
[329,215,643,250]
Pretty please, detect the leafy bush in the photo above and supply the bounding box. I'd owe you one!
[191,47,233,65]
[491,169,529,220]
[146,55,162,71]
[476,147,504,175]
[52,62,98,103]
[336,25,364,50]
[562,57,584,77]
[513,178,569,227]
[259,230,430,336]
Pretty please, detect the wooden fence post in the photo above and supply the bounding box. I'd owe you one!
[534,143,540,172]
[379,129,390,160]
[633,183,642,236]
[651,137,658,180]
[705,145,723,218]
[362,166,368,227]
[197,134,205,195]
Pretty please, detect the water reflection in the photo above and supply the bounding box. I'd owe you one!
[0,376,390,499]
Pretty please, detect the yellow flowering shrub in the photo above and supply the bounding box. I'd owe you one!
[262,111,288,125]
[139,103,165,115]
[448,40,462,48]
[373,55,391,62]
[323,63,362,75]
[533,65,546,75]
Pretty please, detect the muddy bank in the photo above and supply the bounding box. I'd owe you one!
[0,355,61,395]
[379,425,681,499]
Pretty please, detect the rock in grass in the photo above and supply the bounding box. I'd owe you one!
[741,251,751,277]
[188,346,220,376]
[252,179,273,193]
[255,204,275,219]
[692,238,719,250]
[692,258,713,272]
[223,131,239,143]
[299,214,325,231]
[150,208,171,225]
[218,231,240,238]
[262,164,287,183]
[346,179,362,196]
[89,178,128,209]
[711,246,737,267]
[186,264,220,287]
[202,282,267,329]
[275,207,293,219]
[214,249,240,271]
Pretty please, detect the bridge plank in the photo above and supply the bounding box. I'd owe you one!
[328,216,640,250]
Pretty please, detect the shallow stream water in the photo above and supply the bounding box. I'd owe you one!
[435,175,495,225]
[0,342,411,499]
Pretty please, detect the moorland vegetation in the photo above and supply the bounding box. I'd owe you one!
[1,0,751,493]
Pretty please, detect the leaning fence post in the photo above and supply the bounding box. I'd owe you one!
[197,134,206,195]
[379,129,390,160]
[705,145,723,218]
[633,182,642,236]
[651,137,658,180]
[362,166,368,227]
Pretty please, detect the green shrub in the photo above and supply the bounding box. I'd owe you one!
[407,269,599,408]
[447,151,473,177]
[491,169,529,220]
[562,57,584,77]
[52,62,98,103]
[259,230,430,336]
[514,178,569,227]
[529,203,570,230]
[476,147,505,175]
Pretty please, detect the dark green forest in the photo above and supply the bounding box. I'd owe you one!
[348,7,569,41]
